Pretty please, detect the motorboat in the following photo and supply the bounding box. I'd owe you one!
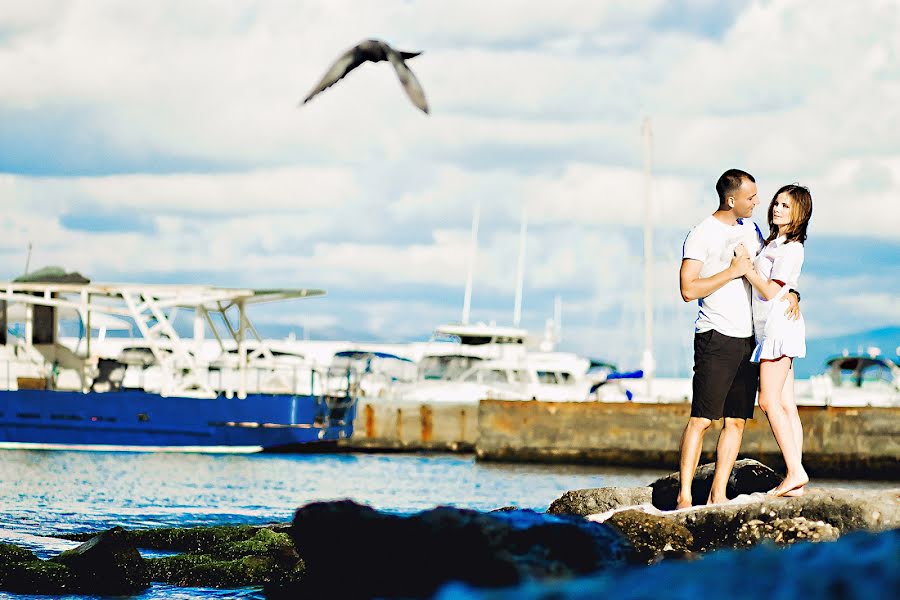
[0,272,358,453]
[806,348,900,407]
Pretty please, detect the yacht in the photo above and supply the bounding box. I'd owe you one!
[806,348,900,407]
[0,272,358,453]
[392,357,595,405]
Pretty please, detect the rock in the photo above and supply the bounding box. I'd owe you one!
[650,459,782,510]
[548,487,653,517]
[51,526,149,595]
[147,553,304,589]
[0,559,78,595]
[433,528,900,599]
[276,500,631,599]
[734,517,840,547]
[1,542,78,595]
[145,528,302,588]
[672,488,899,552]
[0,542,37,563]
[60,523,281,553]
[205,528,298,563]
[606,510,694,563]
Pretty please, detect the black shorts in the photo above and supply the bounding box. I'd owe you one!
[691,329,758,420]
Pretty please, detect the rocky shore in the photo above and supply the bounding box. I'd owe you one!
[1,460,896,598]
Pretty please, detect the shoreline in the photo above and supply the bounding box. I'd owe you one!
[2,459,897,597]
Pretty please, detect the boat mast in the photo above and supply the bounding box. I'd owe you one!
[641,117,656,397]
[461,200,480,325]
[23,242,32,276]
[513,205,527,327]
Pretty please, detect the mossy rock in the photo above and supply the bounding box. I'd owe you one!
[62,524,275,553]
[0,543,37,564]
[146,553,304,588]
[206,529,297,561]
[0,560,78,595]
[51,526,149,595]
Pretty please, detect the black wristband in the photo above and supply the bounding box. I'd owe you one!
[788,288,801,302]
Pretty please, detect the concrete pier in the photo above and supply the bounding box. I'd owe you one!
[339,396,899,479]
[475,400,900,479]
[339,397,478,452]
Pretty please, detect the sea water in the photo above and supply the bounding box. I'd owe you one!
[0,451,894,599]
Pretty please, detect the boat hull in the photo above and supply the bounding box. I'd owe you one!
[0,389,355,453]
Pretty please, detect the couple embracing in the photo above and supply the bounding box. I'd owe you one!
[677,169,813,508]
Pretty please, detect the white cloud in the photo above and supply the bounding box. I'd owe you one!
[5,166,358,213]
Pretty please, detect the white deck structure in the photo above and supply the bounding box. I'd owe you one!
[1,281,332,399]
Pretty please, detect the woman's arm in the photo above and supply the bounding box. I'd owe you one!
[735,242,786,301]
[744,268,785,300]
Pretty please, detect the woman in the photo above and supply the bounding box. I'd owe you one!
[737,184,813,497]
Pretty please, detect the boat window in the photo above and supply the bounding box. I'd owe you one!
[862,363,894,384]
[509,370,530,383]
[832,360,894,387]
[419,355,483,381]
[461,370,481,383]
[559,372,573,383]
[481,369,508,384]
[457,335,493,346]
[536,371,558,384]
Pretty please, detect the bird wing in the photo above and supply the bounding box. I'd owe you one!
[386,49,429,114]
[302,47,368,105]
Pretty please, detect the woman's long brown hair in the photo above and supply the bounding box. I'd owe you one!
[766,184,812,245]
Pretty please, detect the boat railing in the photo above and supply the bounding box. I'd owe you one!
[0,349,362,406]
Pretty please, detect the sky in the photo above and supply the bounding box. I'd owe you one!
[1,0,898,375]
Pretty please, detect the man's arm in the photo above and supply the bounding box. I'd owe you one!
[679,255,751,302]
[784,291,800,319]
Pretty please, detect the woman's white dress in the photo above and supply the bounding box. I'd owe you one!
[750,236,806,363]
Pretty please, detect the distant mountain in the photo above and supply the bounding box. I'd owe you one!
[797,326,899,378]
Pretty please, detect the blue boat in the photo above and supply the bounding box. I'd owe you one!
[0,271,357,453]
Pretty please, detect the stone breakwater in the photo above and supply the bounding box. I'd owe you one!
[476,400,900,478]
[1,460,896,597]
[342,399,900,479]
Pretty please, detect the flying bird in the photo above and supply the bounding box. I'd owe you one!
[301,39,429,114]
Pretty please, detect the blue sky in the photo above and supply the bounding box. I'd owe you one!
[1,0,898,375]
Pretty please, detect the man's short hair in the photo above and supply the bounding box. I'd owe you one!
[716,169,755,205]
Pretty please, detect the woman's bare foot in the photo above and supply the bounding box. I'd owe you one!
[782,485,806,497]
[675,494,693,509]
[767,470,809,497]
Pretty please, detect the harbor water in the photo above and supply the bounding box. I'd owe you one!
[0,451,895,599]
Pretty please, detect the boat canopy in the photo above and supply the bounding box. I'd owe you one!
[1,281,324,309]
[431,323,528,346]
[0,280,326,399]
[334,350,414,363]
[4,304,132,331]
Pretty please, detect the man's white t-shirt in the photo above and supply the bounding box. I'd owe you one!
[682,215,764,338]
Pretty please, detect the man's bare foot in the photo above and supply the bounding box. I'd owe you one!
[675,494,693,509]
[706,492,729,505]
[767,471,809,497]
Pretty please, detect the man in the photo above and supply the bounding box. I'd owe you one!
[677,169,799,508]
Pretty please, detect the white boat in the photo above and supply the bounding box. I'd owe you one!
[805,349,900,407]
[0,273,359,452]
[391,357,596,405]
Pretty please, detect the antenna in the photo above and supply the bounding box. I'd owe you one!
[461,200,480,325]
[24,242,32,275]
[640,117,656,397]
[554,294,562,343]
[513,205,527,327]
